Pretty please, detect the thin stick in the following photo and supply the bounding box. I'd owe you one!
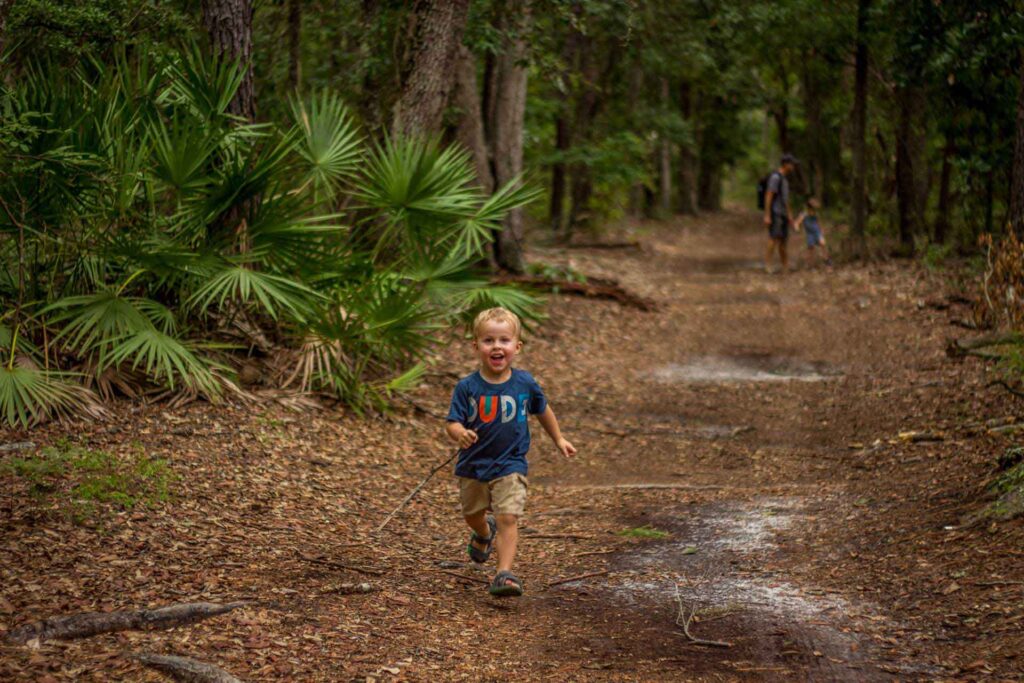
[673,585,732,648]
[299,554,385,576]
[547,570,610,588]
[522,533,595,540]
[571,549,617,558]
[377,449,460,532]
[435,569,489,585]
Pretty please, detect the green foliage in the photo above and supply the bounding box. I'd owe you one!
[3,440,175,521]
[0,44,541,426]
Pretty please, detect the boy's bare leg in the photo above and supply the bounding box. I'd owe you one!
[779,240,789,273]
[764,239,776,271]
[464,511,492,552]
[494,513,519,575]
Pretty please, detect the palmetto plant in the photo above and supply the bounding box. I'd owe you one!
[0,46,540,427]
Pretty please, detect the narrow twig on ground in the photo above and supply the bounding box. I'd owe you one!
[547,570,610,588]
[435,569,489,585]
[673,585,732,648]
[987,380,1024,400]
[522,533,595,540]
[377,449,460,532]
[299,554,385,576]
[134,653,243,683]
[571,549,617,558]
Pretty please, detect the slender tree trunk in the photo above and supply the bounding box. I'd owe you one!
[935,135,954,243]
[801,60,826,201]
[657,77,673,218]
[895,87,920,253]
[202,0,256,120]
[773,106,789,154]
[391,0,470,137]
[489,0,530,273]
[0,0,15,63]
[550,113,571,229]
[697,157,721,211]
[287,0,301,92]
[850,0,870,257]
[1010,51,1024,237]
[452,45,493,192]
[549,24,579,232]
[676,81,698,215]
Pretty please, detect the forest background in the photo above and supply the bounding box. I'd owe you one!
[2,0,1024,427]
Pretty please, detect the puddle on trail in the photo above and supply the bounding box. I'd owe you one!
[597,498,894,680]
[650,354,840,384]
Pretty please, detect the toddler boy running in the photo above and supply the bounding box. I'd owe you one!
[445,307,576,597]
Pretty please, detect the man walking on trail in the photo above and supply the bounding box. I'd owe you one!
[763,154,798,273]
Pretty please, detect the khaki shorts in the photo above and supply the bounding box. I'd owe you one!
[458,473,528,517]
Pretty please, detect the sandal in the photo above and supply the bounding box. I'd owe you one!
[488,570,524,597]
[467,515,497,564]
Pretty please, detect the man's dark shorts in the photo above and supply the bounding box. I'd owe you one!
[768,213,788,241]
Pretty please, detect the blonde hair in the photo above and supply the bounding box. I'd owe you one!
[472,307,522,340]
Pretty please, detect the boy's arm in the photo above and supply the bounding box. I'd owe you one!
[446,420,477,449]
[794,211,806,231]
[536,405,576,457]
[763,190,775,225]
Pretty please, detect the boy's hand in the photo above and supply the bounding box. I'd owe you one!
[556,437,577,458]
[455,428,478,450]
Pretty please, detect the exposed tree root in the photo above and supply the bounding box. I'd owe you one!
[135,653,243,683]
[547,570,610,588]
[494,274,656,311]
[7,601,250,645]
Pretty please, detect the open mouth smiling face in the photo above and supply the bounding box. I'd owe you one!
[475,320,521,380]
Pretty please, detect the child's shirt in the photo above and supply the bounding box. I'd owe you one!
[803,214,821,232]
[446,369,547,481]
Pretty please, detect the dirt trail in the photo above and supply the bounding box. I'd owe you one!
[4,209,1022,681]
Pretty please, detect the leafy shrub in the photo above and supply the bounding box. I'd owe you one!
[0,46,540,426]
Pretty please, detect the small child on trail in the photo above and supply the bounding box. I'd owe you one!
[445,307,576,597]
[795,198,833,267]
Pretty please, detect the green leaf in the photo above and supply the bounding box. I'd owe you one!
[187,265,321,321]
[290,90,362,201]
[0,362,104,428]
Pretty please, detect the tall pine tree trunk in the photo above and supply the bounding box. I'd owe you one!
[934,135,954,243]
[391,0,470,137]
[1010,51,1024,237]
[895,86,921,253]
[287,0,301,92]
[676,81,698,215]
[549,24,579,232]
[488,0,530,273]
[202,0,256,120]
[452,45,493,192]
[657,77,673,217]
[850,0,870,257]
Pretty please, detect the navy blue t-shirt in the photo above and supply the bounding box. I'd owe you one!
[446,369,547,481]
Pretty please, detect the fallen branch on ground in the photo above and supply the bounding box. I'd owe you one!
[673,585,732,648]
[547,570,610,588]
[571,549,617,558]
[377,449,460,532]
[135,653,243,683]
[8,601,250,645]
[946,332,1023,359]
[493,274,655,311]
